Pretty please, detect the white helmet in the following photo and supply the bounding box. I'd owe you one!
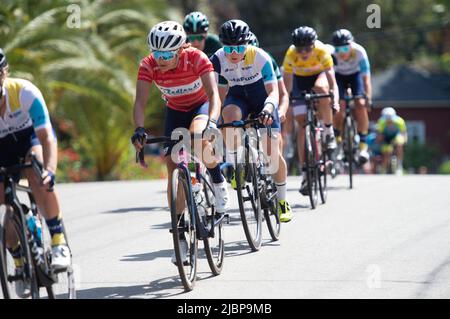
[147,21,186,51]
[382,107,396,119]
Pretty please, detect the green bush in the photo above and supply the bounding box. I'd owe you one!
[404,141,441,173]
[438,160,450,174]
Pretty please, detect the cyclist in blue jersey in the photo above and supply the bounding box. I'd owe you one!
[183,11,222,58]
[0,48,71,297]
[211,20,292,222]
[329,29,373,165]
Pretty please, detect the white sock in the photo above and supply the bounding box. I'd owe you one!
[325,125,334,137]
[275,182,287,201]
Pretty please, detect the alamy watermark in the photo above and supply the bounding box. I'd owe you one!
[66,4,81,29]
[367,4,381,29]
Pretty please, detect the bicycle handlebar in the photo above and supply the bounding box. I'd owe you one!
[0,153,53,192]
[290,91,334,103]
[216,118,260,129]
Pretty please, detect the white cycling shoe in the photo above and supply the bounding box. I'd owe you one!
[213,181,230,214]
[51,245,71,270]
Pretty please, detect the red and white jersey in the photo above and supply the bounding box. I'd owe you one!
[137,47,214,111]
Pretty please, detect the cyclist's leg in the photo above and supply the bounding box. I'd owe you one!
[352,72,370,161]
[314,72,336,149]
[380,139,394,173]
[190,102,229,213]
[394,134,406,172]
[221,95,246,166]
[333,73,347,144]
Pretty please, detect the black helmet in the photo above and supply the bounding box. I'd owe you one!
[0,48,7,69]
[219,19,251,45]
[248,31,259,47]
[292,26,317,47]
[332,29,353,46]
[183,11,209,34]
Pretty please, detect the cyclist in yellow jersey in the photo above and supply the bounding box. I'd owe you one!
[282,26,340,195]
[376,107,407,175]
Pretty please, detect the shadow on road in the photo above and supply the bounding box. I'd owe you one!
[74,274,215,299]
[101,206,169,214]
[121,249,173,262]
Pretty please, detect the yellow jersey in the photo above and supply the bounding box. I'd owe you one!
[282,40,333,77]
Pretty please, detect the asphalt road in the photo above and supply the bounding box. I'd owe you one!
[3,174,450,299]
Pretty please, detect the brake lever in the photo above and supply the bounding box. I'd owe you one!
[30,153,54,192]
[136,149,148,168]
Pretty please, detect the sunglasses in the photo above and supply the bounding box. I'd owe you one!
[187,34,206,42]
[223,45,247,54]
[335,45,351,53]
[296,45,314,53]
[152,49,178,61]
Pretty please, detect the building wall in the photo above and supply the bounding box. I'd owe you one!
[369,107,450,156]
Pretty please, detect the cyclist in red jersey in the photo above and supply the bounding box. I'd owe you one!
[131,21,229,264]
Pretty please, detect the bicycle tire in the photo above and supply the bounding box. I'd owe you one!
[345,116,354,189]
[318,142,328,204]
[235,149,262,252]
[170,168,198,291]
[201,173,224,276]
[305,125,319,209]
[0,205,39,299]
[263,178,280,241]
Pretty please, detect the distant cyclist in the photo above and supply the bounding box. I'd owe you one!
[131,21,230,264]
[183,11,222,58]
[0,48,71,297]
[376,107,407,175]
[211,20,292,222]
[329,29,372,165]
[282,26,340,195]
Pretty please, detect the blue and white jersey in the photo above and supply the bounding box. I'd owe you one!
[327,42,371,76]
[210,45,277,95]
[0,78,52,139]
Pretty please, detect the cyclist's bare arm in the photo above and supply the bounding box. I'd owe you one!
[264,81,279,113]
[201,71,221,122]
[324,67,340,105]
[35,127,58,184]
[283,71,293,96]
[218,85,228,106]
[278,79,289,121]
[362,73,372,103]
[133,80,151,150]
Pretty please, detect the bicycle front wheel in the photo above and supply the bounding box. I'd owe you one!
[305,126,319,209]
[344,116,355,189]
[318,141,328,204]
[235,150,262,252]
[201,173,224,276]
[170,167,198,291]
[0,205,39,299]
[263,178,280,241]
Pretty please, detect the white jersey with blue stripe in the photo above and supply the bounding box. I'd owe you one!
[0,78,51,139]
[327,42,371,76]
[210,45,277,92]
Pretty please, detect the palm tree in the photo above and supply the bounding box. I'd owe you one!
[1,0,181,180]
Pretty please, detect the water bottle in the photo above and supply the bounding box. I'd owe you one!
[25,211,44,266]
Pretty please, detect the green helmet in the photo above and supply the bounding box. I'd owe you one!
[248,32,259,47]
[183,11,209,34]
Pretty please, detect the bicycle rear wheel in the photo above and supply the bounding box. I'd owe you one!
[170,168,198,291]
[235,148,262,252]
[305,126,319,209]
[200,173,224,276]
[0,205,39,299]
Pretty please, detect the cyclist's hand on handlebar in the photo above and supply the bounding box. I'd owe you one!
[131,127,147,151]
[332,102,340,113]
[41,169,55,191]
[258,110,273,126]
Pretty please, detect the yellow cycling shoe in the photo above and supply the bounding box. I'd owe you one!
[230,169,246,190]
[278,200,292,223]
